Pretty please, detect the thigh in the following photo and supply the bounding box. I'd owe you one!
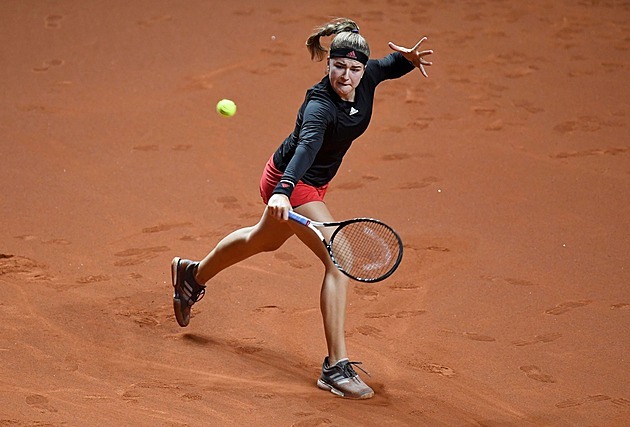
[251,206,296,249]
[290,202,337,268]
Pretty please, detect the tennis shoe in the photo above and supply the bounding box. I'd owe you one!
[317,357,374,399]
[171,257,205,327]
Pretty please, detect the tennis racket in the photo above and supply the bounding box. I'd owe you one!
[288,211,403,283]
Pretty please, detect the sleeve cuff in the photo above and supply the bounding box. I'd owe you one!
[272,179,295,198]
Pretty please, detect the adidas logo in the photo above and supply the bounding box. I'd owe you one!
[349,107,359,116]
[347,51,357,59]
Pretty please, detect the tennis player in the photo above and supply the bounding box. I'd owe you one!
[172,18,432,399]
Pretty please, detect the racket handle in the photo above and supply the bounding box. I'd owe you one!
[288,211,310,226]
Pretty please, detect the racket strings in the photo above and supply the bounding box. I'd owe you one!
[330,221,401,281]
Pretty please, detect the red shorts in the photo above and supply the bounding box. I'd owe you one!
[259,156,328,207]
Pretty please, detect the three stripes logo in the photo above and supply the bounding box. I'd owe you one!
[347,50,357,59]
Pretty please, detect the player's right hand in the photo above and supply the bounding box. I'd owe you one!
[267,194,292,221]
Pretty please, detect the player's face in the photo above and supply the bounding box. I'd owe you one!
[328,57,365,101]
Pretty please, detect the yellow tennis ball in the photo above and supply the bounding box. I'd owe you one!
[216,99,237,117]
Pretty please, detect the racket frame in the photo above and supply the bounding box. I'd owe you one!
[288,211,403,282]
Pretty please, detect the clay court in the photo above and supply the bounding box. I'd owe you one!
[1,1,628,425]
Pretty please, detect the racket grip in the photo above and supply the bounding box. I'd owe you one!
[288,211,310,226]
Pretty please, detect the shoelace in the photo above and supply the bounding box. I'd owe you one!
[185,263,205,304]
[182,280,206,305]
[342,360,371,378]
[191,287,205,303]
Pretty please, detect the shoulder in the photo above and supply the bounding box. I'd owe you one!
[365,52,400,73]
[304,80,337,120]
[365,52,415,83]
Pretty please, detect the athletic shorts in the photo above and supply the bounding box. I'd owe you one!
[259,156,328,207]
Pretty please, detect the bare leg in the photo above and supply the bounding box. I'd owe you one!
[195,207,294,284]
[291,202,350,365]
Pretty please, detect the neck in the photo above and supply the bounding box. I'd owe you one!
[341,94,355,102]
[337,89,355,102]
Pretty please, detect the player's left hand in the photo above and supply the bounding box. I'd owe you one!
[388,37,433,78]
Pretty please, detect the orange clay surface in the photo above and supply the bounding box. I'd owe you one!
[1,1,629,425]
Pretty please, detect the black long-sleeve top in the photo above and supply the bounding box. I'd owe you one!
[272,52,415,198]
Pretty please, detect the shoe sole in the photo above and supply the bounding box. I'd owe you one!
[171,257,189,327]
[317,379,374,400]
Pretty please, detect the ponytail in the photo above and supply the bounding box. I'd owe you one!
[306,18,367,62]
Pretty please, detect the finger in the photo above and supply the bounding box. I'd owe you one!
[279,205,292,221]
[419,49,433,66]
[269,206,282,220]
[411,37,428,51]
[388,41,408,53]
[419,64,428,78]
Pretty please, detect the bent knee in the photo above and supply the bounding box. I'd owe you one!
[325,266,349,283]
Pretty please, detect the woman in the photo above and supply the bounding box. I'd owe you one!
[171,18,432,400]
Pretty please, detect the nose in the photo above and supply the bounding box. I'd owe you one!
[341,68,351,80]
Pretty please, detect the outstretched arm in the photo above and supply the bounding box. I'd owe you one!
[388,37,433,78]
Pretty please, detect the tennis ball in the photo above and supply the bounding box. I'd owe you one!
[216,99,237,117]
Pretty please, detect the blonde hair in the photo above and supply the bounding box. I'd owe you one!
[305,18,370,62]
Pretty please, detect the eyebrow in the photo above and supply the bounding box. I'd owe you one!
[332,60,363,69]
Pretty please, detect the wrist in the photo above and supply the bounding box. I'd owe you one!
[272,179,295,198]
